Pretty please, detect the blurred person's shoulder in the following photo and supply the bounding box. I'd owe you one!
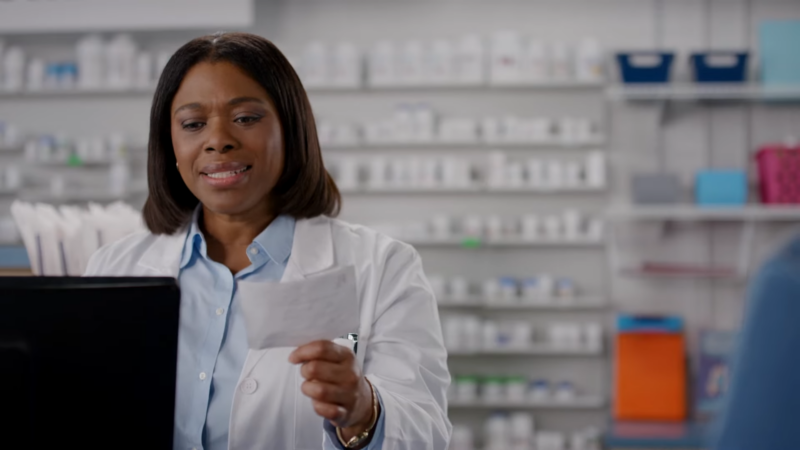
[751,233,800,295]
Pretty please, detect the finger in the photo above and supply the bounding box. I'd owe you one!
[301,380,351,407]
[289,340,351,365]
[312,400,347,425]
[300,360,357,384]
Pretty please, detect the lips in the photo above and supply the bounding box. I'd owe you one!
[200,161,251,175]
[204,166,251,179]
[199,161,253,188]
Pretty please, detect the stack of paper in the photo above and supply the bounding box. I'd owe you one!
[10,200,144,275]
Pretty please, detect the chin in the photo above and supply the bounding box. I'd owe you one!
[199,193,262,216]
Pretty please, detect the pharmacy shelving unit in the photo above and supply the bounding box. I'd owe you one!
[307,80,607,93]
[322,137,607,151]
[406,237,605,248]
[448,395,606,410]
[339,185,606,195]
[448,345,604,357]
[315,77,613,438]
[0,86,156,99]
[607,205,800,281]
[438,297,607,310]
[0,80,605,99]
[607,83,800,102]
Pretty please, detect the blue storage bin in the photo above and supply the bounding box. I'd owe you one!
[760,21,800,86]
[617,52,675,84]
[691,52,748,83]
[695,170,747,206]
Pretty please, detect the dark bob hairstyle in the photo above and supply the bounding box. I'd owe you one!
[143,32,340,235]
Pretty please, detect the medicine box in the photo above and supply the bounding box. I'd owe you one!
[615,315,687,421]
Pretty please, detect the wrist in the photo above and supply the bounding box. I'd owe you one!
[337,378,380,448]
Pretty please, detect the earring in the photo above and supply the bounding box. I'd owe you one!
[176,162,179,168]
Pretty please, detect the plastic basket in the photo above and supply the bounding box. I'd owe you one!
[691,52,748,83]
[756,144,800,204]
[617,52,675,84]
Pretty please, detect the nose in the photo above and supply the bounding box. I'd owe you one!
[204,119,239,153]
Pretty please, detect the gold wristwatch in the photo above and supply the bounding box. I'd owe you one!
[336,378,379,449]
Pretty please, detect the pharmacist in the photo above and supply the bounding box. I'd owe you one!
[85,32,451,450]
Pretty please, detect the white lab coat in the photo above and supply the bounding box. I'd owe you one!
[85,215,452,450]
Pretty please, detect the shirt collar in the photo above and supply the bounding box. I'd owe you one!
[179,207,205,269]
[179,206,295,270]
[251,214,295,266]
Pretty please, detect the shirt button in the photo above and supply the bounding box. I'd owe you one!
[249,247,258,255]
[240,378,258,395]
[216,308,224,316]
[199,372,207,381]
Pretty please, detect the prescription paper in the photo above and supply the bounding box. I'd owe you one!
[238,265,359,349]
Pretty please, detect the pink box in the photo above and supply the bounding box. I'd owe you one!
[756,144,800,204]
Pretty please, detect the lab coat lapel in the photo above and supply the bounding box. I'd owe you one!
[137,229,186,277]
[239,216,335,377]
[283,216,335,281]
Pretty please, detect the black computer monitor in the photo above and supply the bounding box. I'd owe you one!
[0,277,180,449]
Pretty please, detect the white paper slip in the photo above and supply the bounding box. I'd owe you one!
[238,265,360,349]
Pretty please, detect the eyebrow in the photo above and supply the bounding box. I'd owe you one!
[173,97,267,116]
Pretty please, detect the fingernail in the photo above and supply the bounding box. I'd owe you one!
[337,406,347,420]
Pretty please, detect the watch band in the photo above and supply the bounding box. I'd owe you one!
[336,378,378,449]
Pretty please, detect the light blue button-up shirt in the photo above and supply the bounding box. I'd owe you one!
[173,209,385,450]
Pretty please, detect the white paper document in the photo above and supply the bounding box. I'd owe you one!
[238,265,360,349]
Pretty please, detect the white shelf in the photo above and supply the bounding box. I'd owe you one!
[0,0,254,34]
[607,83,800,102]
[609,205,800,222]
[0,87,156,98]
[18,190,131,203]
[438,297,606,310]
[448,345,603,356]
[323,138,606,151]
[621,267,744,282]
[449,395,605,410]
[407,237,605,248]
[341,185,605,195]
[309,80,606,93]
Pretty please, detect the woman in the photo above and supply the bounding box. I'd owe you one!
[85,32,451,450]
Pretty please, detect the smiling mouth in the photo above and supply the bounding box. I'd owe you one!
[202,165,252,179]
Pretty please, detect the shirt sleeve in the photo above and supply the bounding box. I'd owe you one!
[322,387,386,449]
[712,260,800,450]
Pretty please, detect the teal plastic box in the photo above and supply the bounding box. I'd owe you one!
[760,21,800,85]
[695,170,747,206]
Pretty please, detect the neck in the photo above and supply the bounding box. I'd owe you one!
[200,204,276,247]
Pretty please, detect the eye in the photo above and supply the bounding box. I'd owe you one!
[182,121,205,131]
[234,115,262,125]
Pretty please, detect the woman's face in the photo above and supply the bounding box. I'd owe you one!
[171,60,284,217]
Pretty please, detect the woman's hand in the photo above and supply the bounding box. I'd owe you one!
[289,340,378,441]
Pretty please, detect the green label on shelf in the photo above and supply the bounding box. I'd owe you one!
[67,154,83,167]
[461,237,481,248]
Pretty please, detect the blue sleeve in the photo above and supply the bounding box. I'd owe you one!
[323,387,385,449]
[712,261,800,450]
